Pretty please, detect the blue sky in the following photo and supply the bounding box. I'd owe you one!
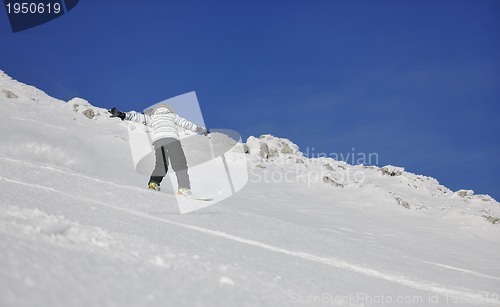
[1,0,499,199]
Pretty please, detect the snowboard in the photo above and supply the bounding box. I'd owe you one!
[183,195,214,202]
[148,187,213,202]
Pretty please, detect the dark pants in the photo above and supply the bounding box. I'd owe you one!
[149,138,190,189]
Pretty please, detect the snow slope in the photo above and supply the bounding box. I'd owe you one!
[1,70,499,307]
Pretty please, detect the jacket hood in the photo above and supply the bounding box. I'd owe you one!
[144,103,174,115]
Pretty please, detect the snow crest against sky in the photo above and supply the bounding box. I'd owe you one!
[0,0,499,199]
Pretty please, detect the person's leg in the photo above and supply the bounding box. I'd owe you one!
[149,146,169,184]
[164,139,190,190]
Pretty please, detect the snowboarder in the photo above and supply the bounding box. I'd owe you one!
[108,104,209,196]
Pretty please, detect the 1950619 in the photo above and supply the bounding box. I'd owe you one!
[5,2,62,14]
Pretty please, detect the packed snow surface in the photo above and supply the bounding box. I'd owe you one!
[1,70,499,306]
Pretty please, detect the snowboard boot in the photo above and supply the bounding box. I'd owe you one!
[148,182,161,191]
[177,187,192,197]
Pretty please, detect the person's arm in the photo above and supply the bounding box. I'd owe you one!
[125,111,150,126]
[109,108,151,126]
[173,114,209,135]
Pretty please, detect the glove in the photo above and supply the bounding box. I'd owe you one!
[108,107,126,120]
[196,127,209,136]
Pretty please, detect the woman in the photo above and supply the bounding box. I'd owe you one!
[109,104,208,196]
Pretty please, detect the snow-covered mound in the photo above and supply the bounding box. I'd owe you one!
[1,70,500,307]
[244,133,499,223]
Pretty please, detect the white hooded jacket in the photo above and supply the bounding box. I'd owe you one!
[125,105,199,143]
